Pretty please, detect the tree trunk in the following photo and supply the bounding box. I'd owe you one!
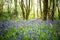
[58,0,60,19]
[14,0,17,16]
[20,0,25,20]
[39,0,42,18]
[37,0,38,18]
[26,0,30,20]
[0,0,3,16]
[42,0,48,20]
[8,0,11,17]
[51,0,55,21]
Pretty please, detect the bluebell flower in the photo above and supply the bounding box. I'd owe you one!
[19,33,24,37]
[2,23,5,27]
[37,34,40,36]
[0,29,2,34]
[29,32,32,35]
[1,22,8,28]
[16,37,21,40]
[0,24,4,28]
[32,37,37,40]
[8,38,13,40]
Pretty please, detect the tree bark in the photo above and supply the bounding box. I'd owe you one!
[0,0,3,16]
[51,0,55,21]
[14,0,17,16]
[26,0,30,20]
[39,0,42,18]
[42,0,48,20]
[20,0,25,20]
[58,0,60,19]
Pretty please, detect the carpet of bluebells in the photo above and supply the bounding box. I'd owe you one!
[0,18,60,40]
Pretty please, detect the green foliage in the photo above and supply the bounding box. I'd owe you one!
[0,12,9,20]
[0,26,19,40]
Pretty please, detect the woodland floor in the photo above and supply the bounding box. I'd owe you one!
[0,18,60,40]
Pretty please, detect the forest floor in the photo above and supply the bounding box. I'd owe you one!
[0,18,60,40]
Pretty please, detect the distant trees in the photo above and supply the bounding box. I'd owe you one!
[0,0,60,20]
[20,0,30,20]
[40,0,60,20]
[8,0,11,16]
[37,0,39,18]
[57,0,60,19]
[0,0,3,16]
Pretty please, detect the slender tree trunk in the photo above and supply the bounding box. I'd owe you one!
[37,0,38,18]
[48,0,51,20]
[39,0,42,18]
[0,0,3,16]
[14,0,17,16]
[8,0,12,18]
[48,0,52,20]
[8,1,10,14]
[58,8,60,19]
